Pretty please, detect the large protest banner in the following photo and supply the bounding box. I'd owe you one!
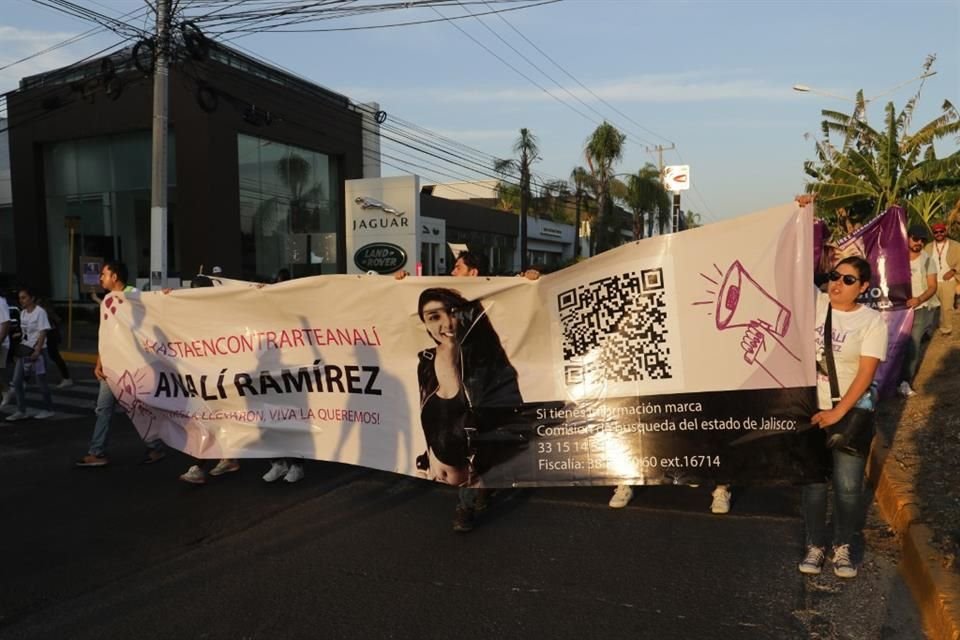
[101,202,826,487]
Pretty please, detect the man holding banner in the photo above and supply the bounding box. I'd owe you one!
[76,263,167,467]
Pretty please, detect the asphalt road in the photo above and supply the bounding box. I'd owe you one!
[0,403,925,640]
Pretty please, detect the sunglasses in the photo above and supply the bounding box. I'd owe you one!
[828,271,860,286]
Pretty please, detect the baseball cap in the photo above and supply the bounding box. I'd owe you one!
[211,265,223,275]
[931,222,947,232]
[907,225,929,239]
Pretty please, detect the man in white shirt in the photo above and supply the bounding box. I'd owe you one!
[0,295,10,405]
[899,226,939,397]
[75,262,166,466]
[925,222,959,335]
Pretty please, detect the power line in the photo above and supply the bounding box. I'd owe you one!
[670,148,718,224]
[0,40,137,134]
[187,0,560,34]
[481,0,675,147]
[455,0,660,148]
[0,5,149,73]
[29,0,151,39]
[429,4,605,130]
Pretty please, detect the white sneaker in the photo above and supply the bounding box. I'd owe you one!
[57,379,74,389]
[711,485,732,514]
[179,465,207,484]
[832,544,858,578]
[33,410,55,420]
[283,463,304,483]
[897,381,917,398]
[262,460,289,483]
[1,390,15,406]
[798,545,826,575]
[209,459,240,476]
[5,411,30,422]
[608,485,634,508]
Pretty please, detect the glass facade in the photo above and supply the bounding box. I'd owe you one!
[445,228,516,275]
[0,122,14,278]
[43,131,177,299]
[237,134,339,280]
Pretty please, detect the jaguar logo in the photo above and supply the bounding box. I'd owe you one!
[354,196,405,217]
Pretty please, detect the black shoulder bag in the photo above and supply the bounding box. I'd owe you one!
[822,305,875,457]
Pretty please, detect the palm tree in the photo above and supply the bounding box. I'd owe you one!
[539,179,572,222]
[584,122,627,253]
[624,163,669,240]
[570,166,592,257]
[494,128,540,269]
[804,57,960,236]
[683,209,702,229]
[494,180,521,213]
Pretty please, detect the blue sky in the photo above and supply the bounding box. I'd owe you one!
[2,0,958,223]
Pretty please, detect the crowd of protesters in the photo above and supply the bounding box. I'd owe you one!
[2,217,957,582]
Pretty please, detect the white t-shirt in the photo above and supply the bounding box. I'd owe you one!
[910,251,940,310]
[814,292,887,410]
[19,306,52,349]
[0,298,9,349]
[930,239,957,278]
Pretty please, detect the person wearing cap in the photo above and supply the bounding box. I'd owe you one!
[898,225,940,397]
[925,222,959,335]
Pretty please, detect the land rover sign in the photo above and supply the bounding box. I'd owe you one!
[354,242,407,274]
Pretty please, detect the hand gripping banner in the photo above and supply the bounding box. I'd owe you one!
[101,202,827,487]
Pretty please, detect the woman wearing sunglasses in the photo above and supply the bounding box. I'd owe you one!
[800,256,887,578]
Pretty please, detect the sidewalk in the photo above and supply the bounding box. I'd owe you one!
[870,322,960,640]
[59,318,99,365]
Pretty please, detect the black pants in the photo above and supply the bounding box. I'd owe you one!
[46,329,71,380]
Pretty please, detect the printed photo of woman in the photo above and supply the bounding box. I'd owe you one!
[414,287,526,488]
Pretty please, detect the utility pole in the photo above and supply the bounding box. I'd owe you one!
[645,143,676,234]
[645,143,675,175]
[150,0,170,290]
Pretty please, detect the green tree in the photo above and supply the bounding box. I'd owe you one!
[494,128,540,269]
[683,209,702,229]
[570,166,592,257]
[494,180,521,213]
[624,163,669,240]
[538,179,572,222]
[584,122,627,253]
[804,57,960,235]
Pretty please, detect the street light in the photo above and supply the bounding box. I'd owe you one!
[792,71,937,113]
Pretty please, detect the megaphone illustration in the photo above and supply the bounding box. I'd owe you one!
[715,260,791,337]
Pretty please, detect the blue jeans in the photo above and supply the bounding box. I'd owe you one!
[89,380,164,456]
[902,306,936,383]
[458,486,478,510]
[13,355,52,413]
[801,448,866,548]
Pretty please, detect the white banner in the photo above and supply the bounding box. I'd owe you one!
[102,202,819,486]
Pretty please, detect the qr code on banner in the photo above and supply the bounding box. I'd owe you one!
[558,269,674,387]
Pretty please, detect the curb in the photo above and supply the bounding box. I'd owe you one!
[61,351,98,365]
[870,437,960,640]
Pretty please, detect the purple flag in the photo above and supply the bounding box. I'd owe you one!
[817,207,913,398]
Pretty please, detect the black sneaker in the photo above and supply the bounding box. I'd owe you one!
[452,506,475,533]
[140,450,167,465]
